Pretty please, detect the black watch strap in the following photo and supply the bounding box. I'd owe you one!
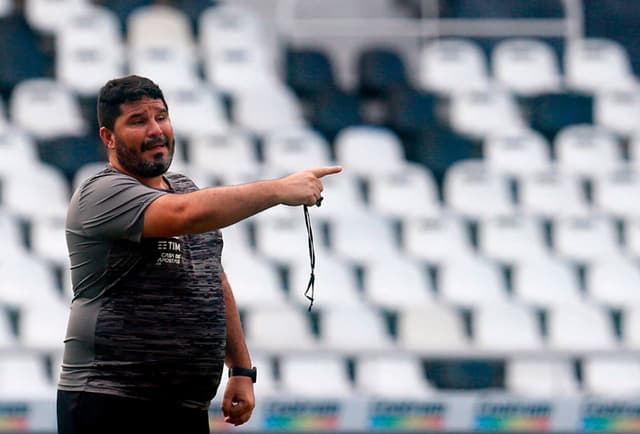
[228,366,257,383]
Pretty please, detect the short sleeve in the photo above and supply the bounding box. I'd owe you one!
[70,171,168,242]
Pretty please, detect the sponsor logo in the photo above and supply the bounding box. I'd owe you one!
[264,401,340,430]
[368,401,445,430]
[154,238,183,266]
[0,403,29,431]
[475,402,552,431]
[582,401,640,432]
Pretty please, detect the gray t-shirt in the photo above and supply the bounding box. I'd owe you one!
[59,165,226,410]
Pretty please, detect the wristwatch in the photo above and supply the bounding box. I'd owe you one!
[228,366,257,383]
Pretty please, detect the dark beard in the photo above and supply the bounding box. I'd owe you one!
[115,136,174,178]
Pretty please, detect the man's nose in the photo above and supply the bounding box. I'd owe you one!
[147,118,163,136]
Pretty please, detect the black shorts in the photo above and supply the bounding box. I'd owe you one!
[56,390,210,434]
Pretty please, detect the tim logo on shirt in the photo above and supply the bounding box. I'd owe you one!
[154,238,183,266]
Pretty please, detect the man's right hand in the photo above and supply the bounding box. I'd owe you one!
[276,166,343,207]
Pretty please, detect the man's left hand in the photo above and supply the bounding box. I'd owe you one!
[221,377,256,426]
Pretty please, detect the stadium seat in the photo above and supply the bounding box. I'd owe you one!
[261,127,332,172]
[0,127,39,176]
[288,254,362,309]
[163,85,230,140]
[245,305,319,353]
[221,252,287,310]
[19,299,70,352]
[552,216,621,263]
[476,215,550,265]
[279,353,354,398]
[30,217,69,269]
[505,358,580,397]
[24,0,87,34]
[622,306,640,350]
[0,253,61,312]
[127,4,195,53]
[319,305,394,354]
[582,357,640,396]
[204,45,280,95]
[198,3,264,55]
[438,257,509,308]
[385,86,439,144]
[483,130,552,177]
[330,213,401,265]
[362,256,435,310]
[232,85,305,136]
[491,38,562,95]
[449,87,526,139]
[397,305,469,355]
[586,258,640,309]
[402,215,474,264]
[472,302,544,352]
[518,168,590,219]
[418,38,490,94]
[546,302,619,352]
[128,46,201,92]
[512,257,584,308]
[565,38,638,93]
[523,92,593,141]
[55,5,125,96]
[285,47,338,99]
[355,354,434,399]
[188,131,261,182]
[9,78,86,140]
[409,126,482,184]
[591,167,640,220]
[63,3,122,42]
[367,162,441,219]
[254,216,329,266]
[554,124,622,179]
[595,90,640,137]
[0,353,55,399]
[443,160,515,220]
[310,90,365,142]
[333,125,406,177]
[3,162,70,220]
[356,47,410,99]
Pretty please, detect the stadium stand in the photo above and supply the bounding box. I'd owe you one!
[2,0,640,432]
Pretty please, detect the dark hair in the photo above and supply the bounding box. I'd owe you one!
[97,75,168,130]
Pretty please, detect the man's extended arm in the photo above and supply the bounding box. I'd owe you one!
[219,272,254,426]
[142,167,341,238]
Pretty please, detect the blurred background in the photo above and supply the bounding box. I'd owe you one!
[1,0,640,433]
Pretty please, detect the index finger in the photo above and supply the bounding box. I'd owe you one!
[310,165,343,178]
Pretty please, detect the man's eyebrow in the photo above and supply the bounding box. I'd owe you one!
[125,111,146,120]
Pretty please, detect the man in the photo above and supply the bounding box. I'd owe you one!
[57,75,341,434]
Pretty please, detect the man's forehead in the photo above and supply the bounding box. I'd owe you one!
[120,97,167,115]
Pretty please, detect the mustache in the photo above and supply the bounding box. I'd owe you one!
[141,136,169,151]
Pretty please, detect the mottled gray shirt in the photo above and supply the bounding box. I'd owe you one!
[59,165,226,410]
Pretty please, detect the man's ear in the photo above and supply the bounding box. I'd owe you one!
[99,126,115,150]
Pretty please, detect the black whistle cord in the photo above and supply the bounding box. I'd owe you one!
[303,197,322,311]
